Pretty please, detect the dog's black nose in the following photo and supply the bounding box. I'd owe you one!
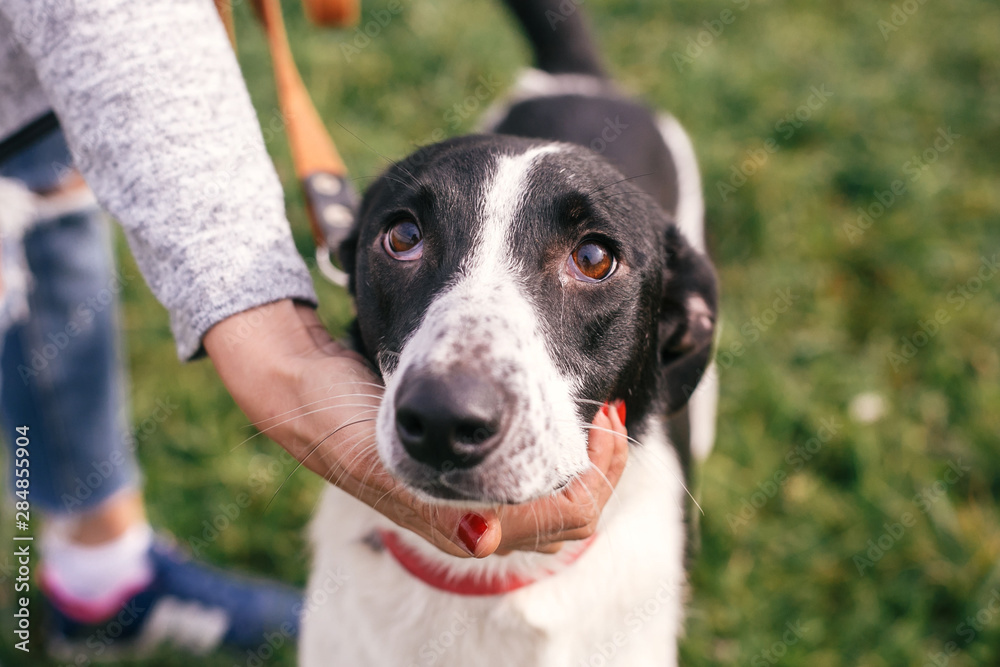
[394,370,507,471]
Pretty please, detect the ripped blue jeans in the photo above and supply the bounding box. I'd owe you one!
[1,129,140,514]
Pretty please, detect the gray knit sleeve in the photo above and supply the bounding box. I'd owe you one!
[1,0,317,360]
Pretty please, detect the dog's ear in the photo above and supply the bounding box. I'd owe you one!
[658,225,718,414]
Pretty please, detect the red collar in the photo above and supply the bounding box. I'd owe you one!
[376,529,596,596]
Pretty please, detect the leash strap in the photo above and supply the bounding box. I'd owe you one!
[220,0,361,286]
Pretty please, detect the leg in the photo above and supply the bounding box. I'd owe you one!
[1,129,302,659]
[1,192,142,518]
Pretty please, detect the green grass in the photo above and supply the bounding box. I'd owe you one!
[2,0,998,665]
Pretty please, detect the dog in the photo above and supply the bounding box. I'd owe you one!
[300,1,718,664]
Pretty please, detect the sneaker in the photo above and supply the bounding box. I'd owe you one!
[43,539,302,661]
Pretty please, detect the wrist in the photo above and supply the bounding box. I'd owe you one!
[203,299,381,463]
[203,301,323,436]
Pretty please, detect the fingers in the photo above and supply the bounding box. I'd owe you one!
[490,400,630,553]
[585,402,618,473]
[603,400,630,492]
[587,400,629,490]
[413,505,500,559]
[293,303,370,364]
[349,470,500,559]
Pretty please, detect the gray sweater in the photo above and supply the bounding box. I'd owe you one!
[0,0,317,360]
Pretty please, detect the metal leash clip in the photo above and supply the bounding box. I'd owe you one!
[303,171,359,287]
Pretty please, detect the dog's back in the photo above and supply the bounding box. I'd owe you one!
[490,0,683,216]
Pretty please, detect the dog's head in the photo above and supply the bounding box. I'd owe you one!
[340,135,716,504]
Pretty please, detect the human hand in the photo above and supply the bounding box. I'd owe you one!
[204,300,629,558]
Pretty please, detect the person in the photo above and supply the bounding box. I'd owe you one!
[1,129,307,657]
[0,0,628,658]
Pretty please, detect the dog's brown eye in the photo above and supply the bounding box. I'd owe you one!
[383,219,423,260]
[570,241,616,282]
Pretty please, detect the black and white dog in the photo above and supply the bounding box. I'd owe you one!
[301,1,717,664]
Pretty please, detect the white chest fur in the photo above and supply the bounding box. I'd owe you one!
[299,422,687,667]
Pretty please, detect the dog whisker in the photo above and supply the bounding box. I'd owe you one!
[588,190,648,207]
[355,445,391,496]
[265,417,378,511]
[271,444,363,513]
[246,381,384,427]
[351,172,396,187]
[575,479,608,549]
[347,458,386,508]
[583,172,655,197]
[333,120,422,193]
[357,173,415,193]
[581,458,621,504]
[258,394,382,426]
[320,443,388,522]
[232,403,381,452]
[578,463,624,568]
[368,483,403,518]
[330,435,381,490]
[320,437,375,489]
[575,422,704,516]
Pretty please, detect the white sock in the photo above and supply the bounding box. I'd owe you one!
[41,520,155,605]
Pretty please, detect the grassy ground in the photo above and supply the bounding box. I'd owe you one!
[2,0,998,665]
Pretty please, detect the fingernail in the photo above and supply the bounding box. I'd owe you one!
[616,400,627,423]
[600,401,610,417]
[457,513,488,555]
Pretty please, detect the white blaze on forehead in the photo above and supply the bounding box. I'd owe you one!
[468,144,563,276]
[376,142,588,502]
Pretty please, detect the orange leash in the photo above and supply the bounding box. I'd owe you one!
[219,0,361,286]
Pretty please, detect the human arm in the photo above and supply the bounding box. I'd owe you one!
[1,0,315,359]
